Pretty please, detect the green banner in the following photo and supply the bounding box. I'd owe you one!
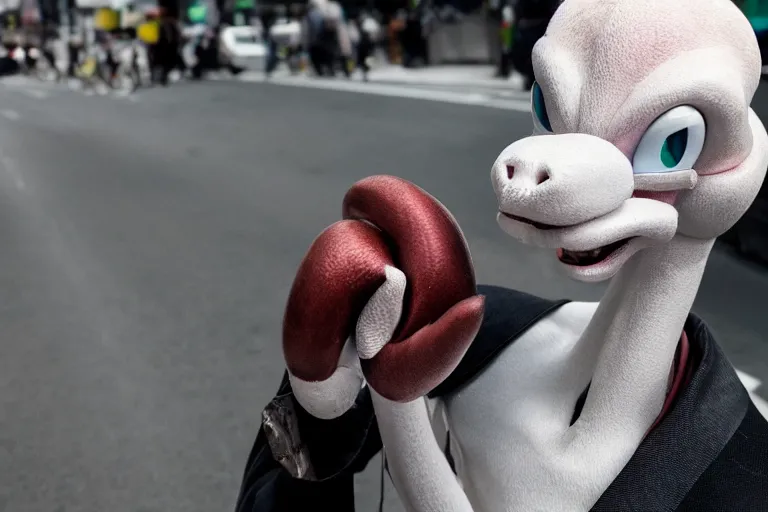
[738,0,768,32]
[188,3,207,23]
[234,0,255,9]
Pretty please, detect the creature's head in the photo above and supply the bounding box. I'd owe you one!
[491,0,768,282]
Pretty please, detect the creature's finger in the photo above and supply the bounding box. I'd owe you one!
[289,339,364,420]
[356,265,407,360]
[363,295,485,402]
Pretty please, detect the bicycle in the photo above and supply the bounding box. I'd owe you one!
[32,49,61,83]
[75,54,111,95]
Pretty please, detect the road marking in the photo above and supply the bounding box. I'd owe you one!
[736,370,767,419]
[0,109,19,120]
[237,72,262,82]
[267,76,531,112]
[754,395,768,419]
[224,70,531,110]
[114,92,140,103]
[22,89,48,99]
[0,153,25,190]
[0,75,30,87]
[737,369,762,393]
[466,92,489,103]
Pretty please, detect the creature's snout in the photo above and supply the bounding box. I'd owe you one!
[492,133,635,226]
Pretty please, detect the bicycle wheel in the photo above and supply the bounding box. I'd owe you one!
[112,69,138,95]
[35,62,59,82]
[94,77,111,95]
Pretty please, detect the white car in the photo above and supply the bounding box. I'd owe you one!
[219,25,267,74]
[269,19,302,48]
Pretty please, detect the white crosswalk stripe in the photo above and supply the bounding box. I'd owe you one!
[737,370,768,418]
[0,75,141,101]
[737,370,762,393]
[1,70,532,111]
[270,76,531,111]
[217,70,533,111]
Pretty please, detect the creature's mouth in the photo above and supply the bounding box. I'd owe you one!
[500,191,679,268]
[496,198,679,282]
[500,212,559,230]
[556,238,632,267]
[500,210,635,266]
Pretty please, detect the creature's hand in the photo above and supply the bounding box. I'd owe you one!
[283,175,485,420]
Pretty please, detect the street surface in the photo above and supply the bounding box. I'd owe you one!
[0,75,766,512]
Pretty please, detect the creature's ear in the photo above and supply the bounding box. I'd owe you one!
[538,0,760,142]
[676,109,768,239]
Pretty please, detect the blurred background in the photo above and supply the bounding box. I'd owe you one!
[0,0,766,511]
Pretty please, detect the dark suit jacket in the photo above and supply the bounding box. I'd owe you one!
[235,285,768,511]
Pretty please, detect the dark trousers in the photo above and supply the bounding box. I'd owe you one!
[511,20,548,89]
[400,21,427,67]
[43,49,56,69]
[309,35,349,78]
[157,51,175,85]
[265,39,279,76]
[309,45,330,76]
[356,42,372,79]
[498,50,512,78]
[67,45,80,77]
[175,50,186,73]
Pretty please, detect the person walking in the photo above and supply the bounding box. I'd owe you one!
[354,13,374,81]
[155,15,181,86]
[329,1,352,77]
[400,0,427,68]
[303,0,330,76]
[497,2,514,78]
[67,36,83,79]
[302,0,351,77]
[261,7,280,77]
[511,0,560,89]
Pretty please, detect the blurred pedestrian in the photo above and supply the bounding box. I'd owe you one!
[286,5,305,73]
[40,24,59,77]
[354,13,374,80]
[155,15,182,86]
[511,0,560,89]
[303,0,330,75]
[191,27,215,80]
[330,1,352,77]
[191,33,206,79]
[399,1,427,68]
[302,0,351,77]
[67,36,83,78]
[497,3,514,78]
[104,34,120,82]
[261,6,280,77]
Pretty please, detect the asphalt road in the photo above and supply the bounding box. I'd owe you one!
[0,77,767,512]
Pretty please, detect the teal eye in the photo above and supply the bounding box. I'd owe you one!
[632,106,705,174]
[531,81,552,133]
[660,128,688,168]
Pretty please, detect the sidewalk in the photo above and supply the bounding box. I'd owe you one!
[365,64,527,91]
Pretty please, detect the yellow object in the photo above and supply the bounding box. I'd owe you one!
[137,21,159,44]
[95,8,119,31]
[77,56,98,78]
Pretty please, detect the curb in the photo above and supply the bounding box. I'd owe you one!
[366,77,524,91]
[231,71,530,98]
